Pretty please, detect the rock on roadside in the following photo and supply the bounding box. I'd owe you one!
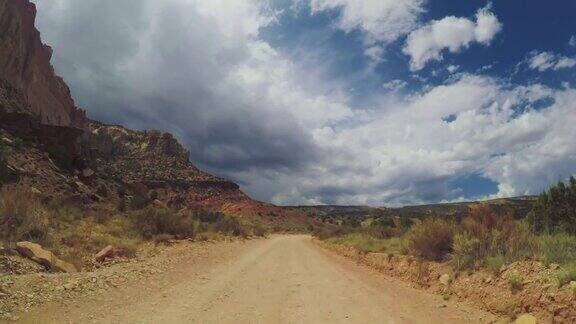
[439,273,451,286]
[16,242,77,273]
[95,245,115,262]
[514,314,537,324]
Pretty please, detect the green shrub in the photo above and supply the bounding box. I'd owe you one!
[554,263,576,287]
[129,194,148,210]
[132,207,196,239]
[537,233,576,266]
[211,214,246,237]
[251,224,268,237]
[196,210,225,223]
[406,218,455,261]
[530,178,576,234]
[369,218,407,239]
[0,185,50,245]
[453,233,481,270]
[507,271,524,291]
[486,255,505,275]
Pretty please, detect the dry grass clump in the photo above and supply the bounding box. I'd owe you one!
[485,255,505,275]
[247,224,268,237]
[312,226,353,240]
[327,233,391,253]
[406,218,455,261]
[0,185,50,246]
[554,263,576,287]
[132,207,197,240]
[537,233,576,266]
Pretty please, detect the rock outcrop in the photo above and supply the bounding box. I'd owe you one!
[87,122,263,215]
[0,0,86,128]
[0,0,88,169]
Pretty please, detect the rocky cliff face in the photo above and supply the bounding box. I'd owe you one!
[0,0,86,128]
[87,122,249,209]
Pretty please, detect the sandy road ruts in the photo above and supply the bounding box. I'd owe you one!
[18,235,498,323]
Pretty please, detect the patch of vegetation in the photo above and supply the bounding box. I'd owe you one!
[537,233,576,266]
[554,263,576,287]
[132,207,197,239]
[250,224,268,237]
[529,177,576,234]
[316,204,546,274]
[327,233,398,253]
[453,205,536,270]
[0,185,50,246]
[507,271,524,291]
[452,232,481,270]
[312,225,354,240]
[406,218,455,261]
[0,183,268,271]
[486,255,505,275]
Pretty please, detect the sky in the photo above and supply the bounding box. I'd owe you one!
[32,0,576,206]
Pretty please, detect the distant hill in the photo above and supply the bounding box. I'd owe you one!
[289,196,537,225]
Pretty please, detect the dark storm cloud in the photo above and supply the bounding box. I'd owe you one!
[34,0,322,192]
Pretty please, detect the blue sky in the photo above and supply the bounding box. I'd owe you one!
[263,1,576,96]
[34,0,576,205]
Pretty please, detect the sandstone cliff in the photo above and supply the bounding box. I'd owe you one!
[0,0,86,128]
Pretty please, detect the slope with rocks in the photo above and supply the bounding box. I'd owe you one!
[86,122,308,224]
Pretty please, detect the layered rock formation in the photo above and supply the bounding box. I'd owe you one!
[87,122,249,211]
[0,0,86,128]
[0,0,88,168]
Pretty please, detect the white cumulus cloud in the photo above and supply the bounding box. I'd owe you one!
[311,0,425,62]
[403,6,502,71]
[526,51,576,72]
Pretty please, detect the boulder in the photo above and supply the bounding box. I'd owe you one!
[514,314,537,324]
[439,273,451,286]
[16,241,77,273]
[81,168,95,178]
[95,245,115,262]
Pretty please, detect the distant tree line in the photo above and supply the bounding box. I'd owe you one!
[528,177,576,234]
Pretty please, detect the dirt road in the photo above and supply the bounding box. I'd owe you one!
[18,235,498,323]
